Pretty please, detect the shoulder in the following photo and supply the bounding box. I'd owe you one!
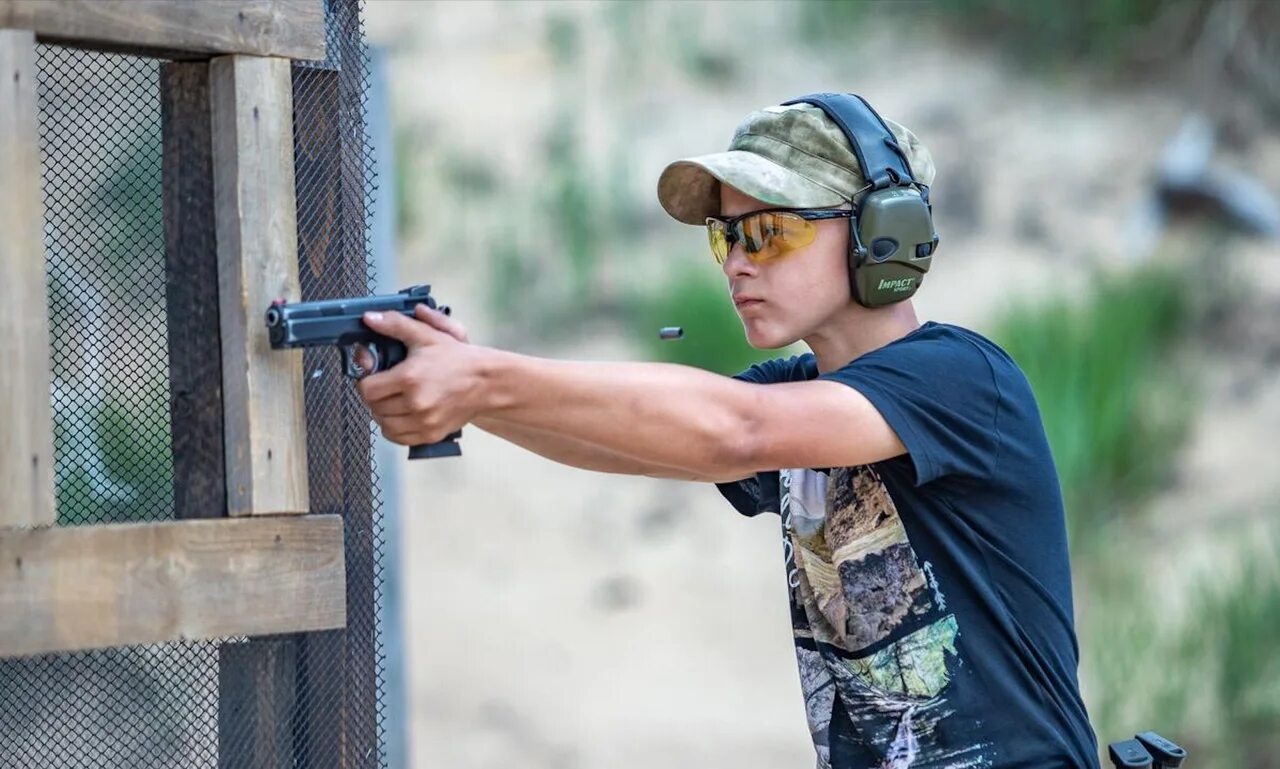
[824,321,1001,387]
[925,322,1036,402]
[815,322,1015,485]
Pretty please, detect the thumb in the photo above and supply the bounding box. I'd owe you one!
[413,303,469,343]
[361,309,441,345]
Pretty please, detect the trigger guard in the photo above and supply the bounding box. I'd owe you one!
[341,343,384,379]
[340,345,363,379]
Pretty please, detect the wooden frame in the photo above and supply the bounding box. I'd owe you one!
[0,0,326,60]
[0,2,332,649]
[164,59,228,521]
[0,4,376,763]
[211,53,311,517]
[0,29,56,530]
[0,515,346,658]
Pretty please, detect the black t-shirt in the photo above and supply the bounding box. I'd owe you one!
[716,321,1099,769]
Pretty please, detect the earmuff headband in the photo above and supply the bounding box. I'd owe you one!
[780,92,922,198]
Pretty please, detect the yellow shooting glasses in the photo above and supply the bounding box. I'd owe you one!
[705,207,852,265]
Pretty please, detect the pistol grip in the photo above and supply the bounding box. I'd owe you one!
[408,429,463,460]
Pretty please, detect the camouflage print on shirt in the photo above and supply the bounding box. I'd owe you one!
[780,465,996,769]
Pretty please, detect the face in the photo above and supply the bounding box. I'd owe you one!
[718,184,852,349]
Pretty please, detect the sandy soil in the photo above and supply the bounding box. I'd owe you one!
[362,3,1280,766]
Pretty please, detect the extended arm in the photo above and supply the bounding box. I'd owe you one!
[353,306,907,476]
[471,414,722,481]
[478,349,907,477]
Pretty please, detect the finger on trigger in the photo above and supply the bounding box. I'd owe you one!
[353,345,373,372]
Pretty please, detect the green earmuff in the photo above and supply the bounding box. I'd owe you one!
[780,92,940,308]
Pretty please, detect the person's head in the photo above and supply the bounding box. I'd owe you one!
[656,98,936,351]
[712,185,857,348]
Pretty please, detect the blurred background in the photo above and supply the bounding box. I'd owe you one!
[362,1,1280,767]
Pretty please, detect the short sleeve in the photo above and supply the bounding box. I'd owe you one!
[726,354,810,386]
[817,331,1002,487]
[713,355,810,516]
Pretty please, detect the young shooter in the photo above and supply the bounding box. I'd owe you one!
[353,94,1100,769]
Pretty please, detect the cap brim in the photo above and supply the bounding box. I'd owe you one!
[657,150,847,225]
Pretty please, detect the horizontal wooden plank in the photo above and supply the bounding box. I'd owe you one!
[0,0,326,61]
[0,28,56,529]
[0,515,346,659]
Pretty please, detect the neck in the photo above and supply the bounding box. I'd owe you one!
[806,300,922,375]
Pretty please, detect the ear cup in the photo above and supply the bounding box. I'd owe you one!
[848,187,938,308]
[779,92,940,308]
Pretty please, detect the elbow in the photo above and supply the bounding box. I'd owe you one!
[708,432,754,482]
[707,403,760,481]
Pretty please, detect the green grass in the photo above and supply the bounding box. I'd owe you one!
[987,249,1279,766]
[483,106,646,345]
[629,259,790,376]
[1082,521,1280,768]
[990,262,1197,541]
[1185,528,1280,762]
[543,108,599,305]
[801,0,1212,75]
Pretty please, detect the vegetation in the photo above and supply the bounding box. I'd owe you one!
[630,259,784,377]
[990,261,1197,541]
[801,0,1217,75]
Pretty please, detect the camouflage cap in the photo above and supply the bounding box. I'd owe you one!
[657,101,936,225]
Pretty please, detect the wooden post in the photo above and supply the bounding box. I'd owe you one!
[210,54,310,517]
[162,60,227,520]
[203,53,316,767]
[290,32,379,762]
[219,636,298,769]
[0,29,55,529]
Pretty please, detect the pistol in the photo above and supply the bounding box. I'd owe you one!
[264,284,462,459]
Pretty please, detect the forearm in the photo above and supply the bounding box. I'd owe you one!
[472,415,707,479]
[476,349,754,479]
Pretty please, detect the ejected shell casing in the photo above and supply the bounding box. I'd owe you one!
[659,326,684,340]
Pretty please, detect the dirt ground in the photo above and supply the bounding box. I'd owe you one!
[363,3,1280,767]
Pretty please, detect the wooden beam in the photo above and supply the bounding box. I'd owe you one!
[0,515,346,659]
[0,29,55,530]
[219,636,298,769]
[0,0,326,61]
[162,60,228,519]
[211,54,310,517]
[291,54,379,767]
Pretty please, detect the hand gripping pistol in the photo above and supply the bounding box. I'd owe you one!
[265,284,462,460]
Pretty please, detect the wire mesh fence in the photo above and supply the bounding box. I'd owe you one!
[0,0,388,766]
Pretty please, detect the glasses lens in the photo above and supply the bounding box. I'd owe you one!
[709,211,821,265]
[741,211,816,262]
[706,219,729,264]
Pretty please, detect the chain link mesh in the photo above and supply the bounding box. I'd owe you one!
[0,0,388,766]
